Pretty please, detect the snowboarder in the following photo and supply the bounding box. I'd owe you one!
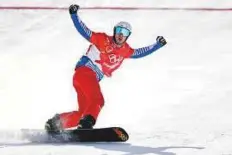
[45,4,167,134]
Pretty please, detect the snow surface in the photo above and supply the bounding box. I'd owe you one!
[0,0,232,155]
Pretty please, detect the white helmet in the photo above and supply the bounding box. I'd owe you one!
[113,21,132,45]
[114,21,132,33]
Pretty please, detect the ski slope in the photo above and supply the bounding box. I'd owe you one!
[0,0,232,154]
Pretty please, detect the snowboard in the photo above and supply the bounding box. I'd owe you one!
[21,127,129,143]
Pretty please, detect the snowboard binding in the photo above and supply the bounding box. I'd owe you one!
[45,114,63,134]
[77,115,96,129]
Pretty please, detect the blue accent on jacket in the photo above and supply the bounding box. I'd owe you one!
[71,14,104,81]
[75,56,104,81]
[71,14,92,41]
[130,42,162,59]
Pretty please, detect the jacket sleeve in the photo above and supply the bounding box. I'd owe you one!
[70,13,93,41]
[130,42,163,59]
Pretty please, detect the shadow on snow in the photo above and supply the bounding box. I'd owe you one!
[0,142,204,155]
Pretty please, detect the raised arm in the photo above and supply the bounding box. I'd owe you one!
[130,36,167,59]
[69,4,93,41]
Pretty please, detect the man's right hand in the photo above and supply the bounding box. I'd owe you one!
[69,4,80,14]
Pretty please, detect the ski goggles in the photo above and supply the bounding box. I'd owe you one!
[114,26,131,37]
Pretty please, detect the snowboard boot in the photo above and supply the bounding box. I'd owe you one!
[45,114,63,134]
[77,115,96,129]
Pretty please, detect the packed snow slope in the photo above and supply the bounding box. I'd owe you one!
[0,0,232,155]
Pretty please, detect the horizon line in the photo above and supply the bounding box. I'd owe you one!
[0,6,232,11]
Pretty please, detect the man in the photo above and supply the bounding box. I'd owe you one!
[45,4,167,133]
